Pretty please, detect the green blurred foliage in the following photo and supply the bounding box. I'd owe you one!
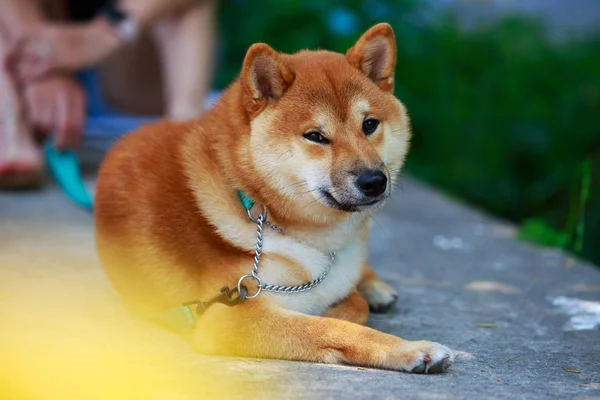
[216,0,599,265]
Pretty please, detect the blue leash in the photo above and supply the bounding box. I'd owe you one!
[44,142,94,210]
[44,68,219,211]
[44,116,158,211]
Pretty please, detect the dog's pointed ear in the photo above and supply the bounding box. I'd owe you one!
[241,43,295,115]
[346,23,396,93]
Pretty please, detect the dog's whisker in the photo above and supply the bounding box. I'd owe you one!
[276,150,293,162]
[306,193,328,208]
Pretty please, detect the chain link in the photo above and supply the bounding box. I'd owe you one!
[251,212,265,277]
[261,252,336,293]
[244,207,335,296]
[264,219,285,234]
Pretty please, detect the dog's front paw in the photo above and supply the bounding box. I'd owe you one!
[397,341,454,374]
[358,279,398,313]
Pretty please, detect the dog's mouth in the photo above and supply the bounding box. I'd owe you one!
[320,190,384,212]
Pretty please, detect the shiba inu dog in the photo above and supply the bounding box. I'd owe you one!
[95,23,454,373]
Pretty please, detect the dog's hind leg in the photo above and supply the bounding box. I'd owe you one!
[194,300,453,373]
[357,263,398,313]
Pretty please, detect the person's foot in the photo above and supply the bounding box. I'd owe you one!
[0,113,43,189]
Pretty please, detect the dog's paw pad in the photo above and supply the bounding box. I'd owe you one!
[358,280,398,313]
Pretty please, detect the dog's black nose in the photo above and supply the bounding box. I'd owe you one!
[355,170,388,197]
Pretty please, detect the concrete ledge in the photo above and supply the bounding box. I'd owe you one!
[1,177,599,399]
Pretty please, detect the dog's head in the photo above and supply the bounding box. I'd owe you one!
[241,23,410,215]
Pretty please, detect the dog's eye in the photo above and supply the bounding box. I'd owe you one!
[303,131,330,144]
[362,118,380,135]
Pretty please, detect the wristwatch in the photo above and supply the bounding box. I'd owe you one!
[98,2,140,43]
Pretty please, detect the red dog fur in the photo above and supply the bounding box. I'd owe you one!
[95,23,454,373]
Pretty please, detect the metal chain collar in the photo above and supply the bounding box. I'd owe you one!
[158,203,338,328]
[237,207,336,299]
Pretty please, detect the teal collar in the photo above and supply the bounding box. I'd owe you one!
[237,190,255,211]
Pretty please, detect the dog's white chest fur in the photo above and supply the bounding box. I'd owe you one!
[257,224,366,315]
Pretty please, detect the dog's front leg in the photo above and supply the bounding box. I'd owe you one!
[194,300,453,373]
[358,263,399,313]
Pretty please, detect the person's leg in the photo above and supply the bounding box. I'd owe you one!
[95,1,216,119]
[96,35,165,116]
[0,40,43,188]
[0,0,67,188]
[152,0,216,120]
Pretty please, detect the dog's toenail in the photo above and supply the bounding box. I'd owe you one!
[412,364,426,373]
[424,355,431,363]
[428,360,445,374]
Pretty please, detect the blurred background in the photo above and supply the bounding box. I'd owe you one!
[1,0,599,267]
[214,0,600,266]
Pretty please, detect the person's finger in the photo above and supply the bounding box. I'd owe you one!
[3,51,15,74]
[24,89,39,130]
[60,89,80,149]
[53,88,70,150]
[3,38,27,76]
[40,99,54,135]
[17,59,53,82]
[24,87,43,131]
[67,88,86,148]
[30,84,55,136]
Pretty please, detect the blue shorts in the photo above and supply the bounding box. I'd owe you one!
[78,69,219,147]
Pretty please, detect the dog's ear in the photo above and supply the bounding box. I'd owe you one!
[346,23,396,93]
[241,43,295,115]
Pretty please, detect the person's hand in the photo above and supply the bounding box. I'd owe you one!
[6,21,122,82]
[23,75,86,150]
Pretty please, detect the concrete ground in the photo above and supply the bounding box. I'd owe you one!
[1,173,599,400]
